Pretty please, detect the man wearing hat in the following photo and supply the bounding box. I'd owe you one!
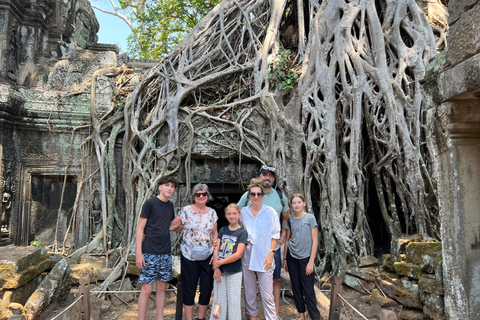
[238,165,291,320]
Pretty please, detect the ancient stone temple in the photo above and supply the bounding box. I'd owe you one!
[424,1,480,318]
[0,0,113,247]
[0,0,479,319]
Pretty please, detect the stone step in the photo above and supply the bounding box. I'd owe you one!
[0,245,50,290]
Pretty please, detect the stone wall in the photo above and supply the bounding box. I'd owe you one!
[423,0,480,318]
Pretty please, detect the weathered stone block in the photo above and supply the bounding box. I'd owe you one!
[69,263,114,283]
[371,289,399,308]
[0,246,50,290]
[108,278,135,307]
[380,309,398,320]
[420,291,444,313]
[391,235,424,263]
[24,259,70,320]
[341,271,375,294]
[405,242,442,273]
[346,268,377,282]
[433,255,443,284]
[418,274,444,295]
[0,274,43,308]
[393,262,423,280]
[424,303,447,320]
[399,308,427,320]
[358,256,380,267]
[376,278,423,310]
[445,1,480,69]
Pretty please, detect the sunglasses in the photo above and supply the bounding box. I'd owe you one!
[195,192,208,197]
[261,165,275,172]
[249,192,264,197]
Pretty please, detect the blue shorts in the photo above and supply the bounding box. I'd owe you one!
[139,253,173,284]
[273,248,281,279]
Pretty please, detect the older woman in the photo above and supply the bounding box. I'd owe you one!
[171,183,218,320]
[241,178,281,320]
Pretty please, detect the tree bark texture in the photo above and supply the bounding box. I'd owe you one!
[80,0,447,277]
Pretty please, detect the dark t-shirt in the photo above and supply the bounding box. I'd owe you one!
[140,196,175,255]
[217,226,248,275]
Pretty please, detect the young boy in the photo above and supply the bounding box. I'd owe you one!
[136,176,179,320]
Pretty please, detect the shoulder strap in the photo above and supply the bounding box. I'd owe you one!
[275,189,285,208]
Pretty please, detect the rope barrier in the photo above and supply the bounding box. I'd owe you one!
[337,293,369,320]
[50,294,84,320]
[90,288,177,294]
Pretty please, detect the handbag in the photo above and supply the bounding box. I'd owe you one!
[184,243,211,261]
[190,245,211,261]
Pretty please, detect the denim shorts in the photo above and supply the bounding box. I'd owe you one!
[139,253,173,284]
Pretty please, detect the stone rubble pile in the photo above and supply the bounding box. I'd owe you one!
[333,234,444,320]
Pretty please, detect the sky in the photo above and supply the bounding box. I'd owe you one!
[91,0,132,52]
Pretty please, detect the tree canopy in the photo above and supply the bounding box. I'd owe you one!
[91,0,221,59]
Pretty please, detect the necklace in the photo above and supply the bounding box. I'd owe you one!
[192,205,206,214]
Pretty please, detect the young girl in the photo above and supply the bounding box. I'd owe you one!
[284,194,320,320]
[210,204,248,320]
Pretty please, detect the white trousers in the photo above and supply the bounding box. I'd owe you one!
[209,271,243,320]
[241,244,276,320]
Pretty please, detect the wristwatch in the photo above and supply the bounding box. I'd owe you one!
[270,249,275,252]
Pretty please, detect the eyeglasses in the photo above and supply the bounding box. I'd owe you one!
[261,165,275,172]
[195,192,208,197]
[249,192,264,197]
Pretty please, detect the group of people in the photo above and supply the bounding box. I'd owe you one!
[135,166,320,320]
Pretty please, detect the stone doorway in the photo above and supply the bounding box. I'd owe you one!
[13,168,77,247]
[207,183,244,231]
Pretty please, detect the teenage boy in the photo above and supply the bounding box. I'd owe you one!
[136,176,179,320]
[237,165,290,320]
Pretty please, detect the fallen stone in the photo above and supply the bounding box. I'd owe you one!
[393,262,423,280]
[418,274,444,295]
[108,278,135,307]
[69,262,114,283]
[346,267,377,282]
[380,309,398,320]
[391,235,424,263]
[399,308,427,320]
[341,272,375,294]
[0,246,50,290]
[423,303,447,320]
[376,278,423,310]
[0,274,44,308]
[420,291,444,313]
[24,258,70,320]
[370,289,399,308]
[405,242,442,273]
[358,255,380,267]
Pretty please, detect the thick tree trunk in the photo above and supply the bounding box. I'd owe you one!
[76,0,446,276]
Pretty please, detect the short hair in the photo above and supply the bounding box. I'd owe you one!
[289,193,306,205]
[158,176,179,188]
[191,183,213,203]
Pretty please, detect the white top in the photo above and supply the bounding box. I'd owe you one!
[241,204,281,272]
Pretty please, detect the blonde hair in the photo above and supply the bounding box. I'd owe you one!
[225,203,243,226]
[247,178,264,194]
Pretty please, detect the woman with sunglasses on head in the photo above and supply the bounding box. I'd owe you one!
[240,178,281,320]
[170,184,218,320]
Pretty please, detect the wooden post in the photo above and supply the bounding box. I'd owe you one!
[328,276,342,320]
[175,275,183,320]
[79,276,91,320]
